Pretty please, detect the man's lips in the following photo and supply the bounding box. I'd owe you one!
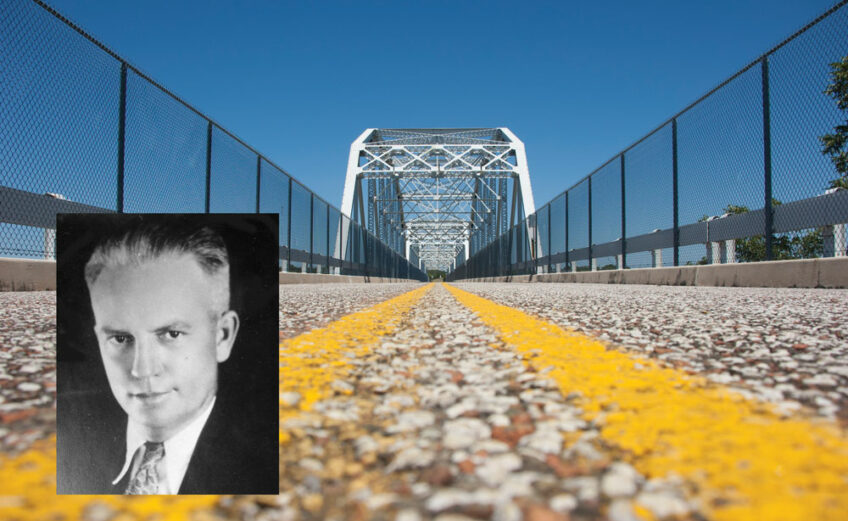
[129,389,174,404]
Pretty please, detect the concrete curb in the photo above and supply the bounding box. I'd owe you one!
[0,258,423,291]
[454,257,848,289]
[0,258,57,291]
[5,257,843,290]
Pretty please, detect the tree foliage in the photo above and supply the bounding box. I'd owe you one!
[707,203,823,263]
[821,55,848,189]
[427,269,446,281]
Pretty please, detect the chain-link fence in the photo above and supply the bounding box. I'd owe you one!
[0,0,426,281]
[450,0,848,281]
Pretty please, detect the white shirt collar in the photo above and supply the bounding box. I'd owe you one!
[113,396,217,493]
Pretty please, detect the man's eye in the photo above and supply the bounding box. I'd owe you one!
[165,331,182,340]
[111,334,132,345]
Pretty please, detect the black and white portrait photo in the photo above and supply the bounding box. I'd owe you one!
[56,213,279,495]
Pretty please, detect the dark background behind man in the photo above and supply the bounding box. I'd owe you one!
[56,213,279,494]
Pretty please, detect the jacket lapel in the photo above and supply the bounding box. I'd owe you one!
[178,399,225,494]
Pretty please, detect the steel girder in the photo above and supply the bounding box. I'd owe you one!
[341,128,536,272]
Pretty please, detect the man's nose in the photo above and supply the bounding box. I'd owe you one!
[131,338,163,379]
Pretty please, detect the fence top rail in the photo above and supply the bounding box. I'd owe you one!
[29,0,340,214]
[539,0,848,212]
[457,189,848,272]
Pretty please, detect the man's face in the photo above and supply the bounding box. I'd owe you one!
[89,253,235,441]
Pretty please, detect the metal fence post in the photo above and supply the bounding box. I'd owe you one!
[325,204,330,274]
[547,203,552,273]
[309,192,314,272]
[565,191,569,271]
[672,118,679,266]
[363,231,369,277]
[205,122,212,213]
[255,156,261,213]
[286,176,292,269]
[588,176,593,271]
[620,153,626,269]
[506,226,513,276]
[762,56,774,260]
[533,214,539,273]
[117,62,127,213]
[350,224,356,275]
[339,214,345,274]
[355,226,361,276]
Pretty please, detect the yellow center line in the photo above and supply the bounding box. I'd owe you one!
[279,283,433,442]
[445,283,848,521]
[0,284,432,521]
[0,434,219,520]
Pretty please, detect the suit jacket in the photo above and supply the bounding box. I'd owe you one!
[57,389,278,494]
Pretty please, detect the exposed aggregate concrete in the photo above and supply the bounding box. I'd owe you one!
[275,284,698,521]
[0,292,56,456]
[0,283,420,457]
[280,283,422,339]
[455,282,848,423]
[2,281,845,520]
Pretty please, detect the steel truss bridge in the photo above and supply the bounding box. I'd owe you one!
[341,128,536,272]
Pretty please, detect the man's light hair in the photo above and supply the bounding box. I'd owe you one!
[84,219,231,316]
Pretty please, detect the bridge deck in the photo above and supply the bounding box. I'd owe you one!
[1,282,847,520]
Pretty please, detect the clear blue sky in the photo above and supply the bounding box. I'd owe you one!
[43,0,840,212]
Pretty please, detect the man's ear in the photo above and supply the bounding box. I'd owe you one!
[215,310,239,363]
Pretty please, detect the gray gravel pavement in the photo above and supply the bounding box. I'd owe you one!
[277,283,695,521]
[2,281,845,521]
[0,291,56,456]
[280,283,422,338]
[0,283,421,456]
[455,282,848,423]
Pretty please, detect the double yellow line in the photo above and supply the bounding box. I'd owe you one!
[0,285,434,521]
[3,282,847,521]
[279,283,432,440]
[445,284,848,521]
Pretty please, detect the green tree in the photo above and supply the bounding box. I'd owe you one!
[820,55,848,189]
[427,269,446,281]
[703,203,823,262]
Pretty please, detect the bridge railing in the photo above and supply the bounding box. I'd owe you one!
[0,0,426,281]
[451,0,848,281]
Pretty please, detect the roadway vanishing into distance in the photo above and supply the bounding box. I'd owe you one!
[1,281,847,521]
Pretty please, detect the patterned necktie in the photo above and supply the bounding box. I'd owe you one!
[125,441,165,494]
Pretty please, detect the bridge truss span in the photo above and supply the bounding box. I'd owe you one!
[341,128,536,273]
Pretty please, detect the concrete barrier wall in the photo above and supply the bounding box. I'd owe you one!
[0,258,422,291]
[0,259,57,291]
[4,257,845,290]
[456,257,848,289]
[279,273,422,284]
